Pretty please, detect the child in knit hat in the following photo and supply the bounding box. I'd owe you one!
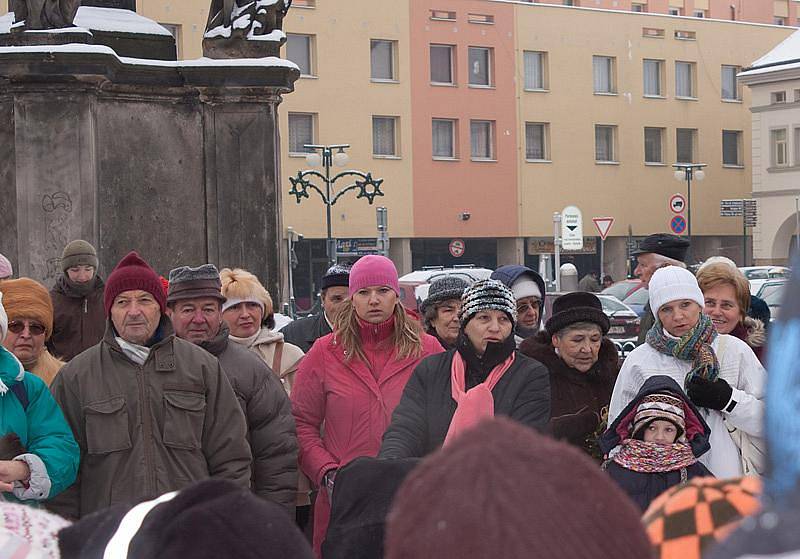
[600,375,713,511]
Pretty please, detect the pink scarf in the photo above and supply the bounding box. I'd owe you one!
[444,352,516,446]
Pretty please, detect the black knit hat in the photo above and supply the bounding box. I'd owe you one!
[420,275,469,314]
[545,292,610,335]
[321,264,351,290]
[459,279,517,327]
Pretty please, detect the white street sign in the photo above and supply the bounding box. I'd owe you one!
[592,216,614,240]
[561,206,584,251]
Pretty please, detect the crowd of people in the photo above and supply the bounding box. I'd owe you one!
[0,231,790,558]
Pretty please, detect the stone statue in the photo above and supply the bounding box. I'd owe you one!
[204,0,291,58]
[9,0,81,30]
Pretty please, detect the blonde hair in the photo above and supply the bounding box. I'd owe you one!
[219,268,274,319]
[696,262,750,321]
[334,300,423,363]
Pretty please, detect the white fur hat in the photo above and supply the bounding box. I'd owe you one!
[649,266,705,314]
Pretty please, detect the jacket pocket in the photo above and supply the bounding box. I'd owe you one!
[163,390,206,450]
[84,397,132,454]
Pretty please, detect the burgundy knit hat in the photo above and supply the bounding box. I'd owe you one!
[104,251,167,316]
[348,255,399,297]
[386,417,653,559]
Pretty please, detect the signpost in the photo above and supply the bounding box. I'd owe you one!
[592,217,614,279]
[669,194,687,214]
[449,239,465,258]
[561,206,584,251]
[720,199,757,265]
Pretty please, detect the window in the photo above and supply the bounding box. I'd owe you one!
[470,120,495,160]
[722,130,742,166]
[160,23,182,57]
[631,3,645,12]
[643,59,663,96]
[675,61,696,98]
[286,34,314,76]
[430,44,454,84]
[593,56,616,94]
[794,89,800,102]
[468,13,494,24]
[676,128,697,163]
[774,16,786,25]
[432,119,457,158]
[525,123,549,161]
[524,51,547,90]
[643,27,665,38]
[468,47,492,86]
[372,116,398,157]
[794,128,800,165]
[644,127,664,163]
[675,30,696,40]
[721,65,741,100]
[693,9,705,17]
[292,0,316,6]
[595,125,617,162]
[771,91,787,104]
[370,40,396,81]
[288,113,315,154]
[771,129,788,167]
[430,9,456,21]
[668,7,681,15]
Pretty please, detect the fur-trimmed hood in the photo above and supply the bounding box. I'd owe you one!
[743,316,766,348]
[519,330,619,384]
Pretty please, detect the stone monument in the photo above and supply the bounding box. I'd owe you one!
[0,0,299,299]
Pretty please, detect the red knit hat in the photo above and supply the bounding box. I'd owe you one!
[348,255,399,297]
[104,251,167,316]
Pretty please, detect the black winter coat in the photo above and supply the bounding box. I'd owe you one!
[378,348,550,460]
[280,313,331,354]
[48,275,106,361]
[604,461,712,511]
[201,325,298,515]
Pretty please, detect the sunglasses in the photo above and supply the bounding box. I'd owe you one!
[7,321,46,336]
[516,301,541,314]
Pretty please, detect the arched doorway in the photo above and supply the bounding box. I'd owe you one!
[772,213,800,264]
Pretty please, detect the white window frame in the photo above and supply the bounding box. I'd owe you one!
[432,118,458,159]
[523,51,548,91]
[286,33,315,77]
[693,9,705,17]
[771,91,787,104]
[675,61,696,99]
[722,130,743,167]
[676,128,698,164]
[288,113,316,155]
[668,7,681,15]
[595,125,618,163]
[794,127,800,166]
[771,128,789,168]
[593,55,617,94]
[372,116,399,158]
[470,120,495,161]
[525,122,550,162]
[643,59,664,97]
[631,3,645,12]
[644,127,665,164]
[430,44,455,85]
[370,39,397,82]
[468,46,493,87]
[721,65,741,101]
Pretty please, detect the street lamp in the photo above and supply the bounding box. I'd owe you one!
[672,163,706,255]
[288,144,385,267]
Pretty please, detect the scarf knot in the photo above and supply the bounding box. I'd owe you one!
[645,313,719,388]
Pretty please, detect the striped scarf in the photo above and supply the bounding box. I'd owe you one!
[612,439,698,473]
[645,313,719,387]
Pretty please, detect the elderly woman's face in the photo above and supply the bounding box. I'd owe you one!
[702,283,741,335]
[552,326,602,372]
[431,299,462,346]
[464,310,513,356]
[2,318,46,365]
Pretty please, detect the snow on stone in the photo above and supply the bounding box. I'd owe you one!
[750,29,800,69]
[205,25,231,39]
[74,7,172,36]
[248,29,285,41]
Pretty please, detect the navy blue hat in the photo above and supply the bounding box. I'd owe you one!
[748,295,771,327]
[631,234,690,262]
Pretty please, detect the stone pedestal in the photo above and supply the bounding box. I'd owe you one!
[0,41,299,299]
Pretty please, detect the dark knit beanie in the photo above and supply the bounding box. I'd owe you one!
[321,264,351,291]
[61,240,98,272]
[420,275,469,314]
[167,264,226,304]
[104,251,167,316]
[545,291,610,335]
[459,279,517,326]
[386,418,652,559]
[58,479,315,559]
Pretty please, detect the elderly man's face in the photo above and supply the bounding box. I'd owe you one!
[321,286,349,320]
[634,253,661,288]
[110,290,161,345]
[167,297,223,344]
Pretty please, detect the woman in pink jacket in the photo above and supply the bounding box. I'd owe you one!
[291,255,443,556]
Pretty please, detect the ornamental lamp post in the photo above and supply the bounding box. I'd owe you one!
[289,144,385,267]
[672,162,706,261]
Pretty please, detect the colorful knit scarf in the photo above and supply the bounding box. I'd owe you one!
[612,439,698,473]
[645,313,719,387]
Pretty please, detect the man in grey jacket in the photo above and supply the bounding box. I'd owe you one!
[166,264,298,516]
[49,251,252,519]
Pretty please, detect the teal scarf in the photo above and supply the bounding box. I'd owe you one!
[645,313,719,387]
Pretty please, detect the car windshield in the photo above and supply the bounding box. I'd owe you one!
[743,269,769,280]
[758,283,785,300]
[598,296,629,314]
[624,287,649,305]
[763,285,785,306]
[602,282,636,300]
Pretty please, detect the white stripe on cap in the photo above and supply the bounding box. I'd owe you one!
[221,297,266,314]
[103,491,179,559]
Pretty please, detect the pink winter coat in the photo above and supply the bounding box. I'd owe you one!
[291,318,443,556]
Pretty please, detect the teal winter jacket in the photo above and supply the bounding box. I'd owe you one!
[0,346,79,501]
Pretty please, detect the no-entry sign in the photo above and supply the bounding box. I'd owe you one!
[449,239,465,258]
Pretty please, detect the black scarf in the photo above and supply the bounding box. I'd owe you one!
[456,332,516,389]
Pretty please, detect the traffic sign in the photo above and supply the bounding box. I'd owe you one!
[561,206,584,250]
[449,238,465,258]
[670,215,687,235]
[720,199,744,216]
[669,194,687,214]
[592,217,615,240]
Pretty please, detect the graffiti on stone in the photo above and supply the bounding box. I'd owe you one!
[39,191,72,282]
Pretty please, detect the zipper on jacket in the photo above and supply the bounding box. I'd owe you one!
[137,364,156,496]
[83,298,88,313]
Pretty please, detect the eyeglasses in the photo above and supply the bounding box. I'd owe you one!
[7,320,46,336]
[516,301,541,314]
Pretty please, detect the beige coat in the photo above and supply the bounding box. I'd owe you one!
[24,350,64,386]
[231,328,304,394]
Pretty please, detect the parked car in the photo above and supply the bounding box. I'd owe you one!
[622,286,649,318]
[759,281,787,321]
[740,266,791,296]
[544,293,640,341]
[601,279,644,301]
[398,265,494,311]
[756,279,788,300]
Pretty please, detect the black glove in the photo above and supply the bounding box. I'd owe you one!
[686,376,733,411]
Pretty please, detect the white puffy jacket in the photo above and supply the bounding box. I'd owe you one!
[609,333,766,478]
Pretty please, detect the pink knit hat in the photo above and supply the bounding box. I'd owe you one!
[348,255,399,297]
[0,253,12,279]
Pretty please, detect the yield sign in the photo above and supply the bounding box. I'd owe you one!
[592,217,614,240]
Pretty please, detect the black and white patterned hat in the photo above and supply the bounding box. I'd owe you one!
[459,279,517,326]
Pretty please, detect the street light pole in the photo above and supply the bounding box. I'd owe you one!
[673,163,706,262]
[289,144,385,268]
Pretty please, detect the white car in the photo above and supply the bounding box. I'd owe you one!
[739,266,791,296]
[398,266,494,311]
